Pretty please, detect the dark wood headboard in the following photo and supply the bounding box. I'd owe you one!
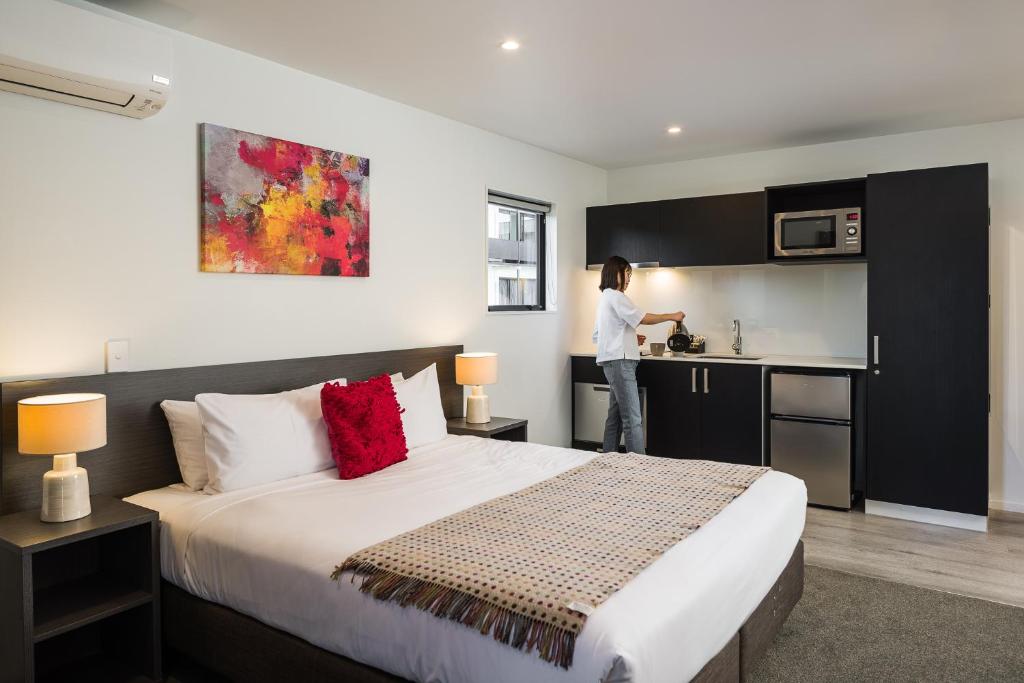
[0,345,463,514]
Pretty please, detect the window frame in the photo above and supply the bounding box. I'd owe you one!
[486,193,549,313]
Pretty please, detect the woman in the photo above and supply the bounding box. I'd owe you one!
[592,256,684,455]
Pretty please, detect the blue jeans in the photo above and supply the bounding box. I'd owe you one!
[600,359,645,455]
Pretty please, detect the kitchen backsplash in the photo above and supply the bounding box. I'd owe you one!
[578,263,867,358]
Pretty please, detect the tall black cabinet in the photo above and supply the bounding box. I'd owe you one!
[865,163,989,517]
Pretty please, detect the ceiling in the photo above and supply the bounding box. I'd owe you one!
[88,0,1024,169]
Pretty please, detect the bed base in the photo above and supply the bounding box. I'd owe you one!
[163,541,803,682]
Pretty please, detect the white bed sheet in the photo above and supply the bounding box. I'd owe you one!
[126,436,806,683]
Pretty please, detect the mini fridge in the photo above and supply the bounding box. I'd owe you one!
[769,371,853,509]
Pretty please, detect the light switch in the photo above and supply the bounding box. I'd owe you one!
[106,339,130,373]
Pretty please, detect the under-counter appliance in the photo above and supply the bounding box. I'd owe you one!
[769,371,853,509]
[573,382,647,449]
[773,207,862,258]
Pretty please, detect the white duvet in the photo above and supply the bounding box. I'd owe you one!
[126,436,806,683]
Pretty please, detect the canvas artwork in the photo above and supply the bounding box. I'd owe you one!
[200,123,370,276]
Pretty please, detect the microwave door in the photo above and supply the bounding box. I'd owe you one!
[780,215,836,254]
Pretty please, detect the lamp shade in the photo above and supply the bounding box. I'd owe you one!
[455,353,498,386]
[18,393,107,455]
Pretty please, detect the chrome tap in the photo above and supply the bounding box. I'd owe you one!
[731,319,742,355]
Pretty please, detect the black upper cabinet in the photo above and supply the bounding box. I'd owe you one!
[586,201,661,267]
[660,192,765,267]
[698,363,763,466]
[866,163,989,516]
[586,192,765,269]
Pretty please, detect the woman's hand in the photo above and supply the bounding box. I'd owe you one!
[637,334,647,346]
[673,311,686,322]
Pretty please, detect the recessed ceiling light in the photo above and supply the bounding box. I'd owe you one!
[667,126,683,135]
[501,39,520,51]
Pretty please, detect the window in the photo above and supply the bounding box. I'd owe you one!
[487,192,550,311]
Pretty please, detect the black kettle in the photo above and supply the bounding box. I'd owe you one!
[666,321,691,353]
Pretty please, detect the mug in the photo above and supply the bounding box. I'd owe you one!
[649,342,666,357]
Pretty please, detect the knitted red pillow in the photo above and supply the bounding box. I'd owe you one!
[321,375,408,480]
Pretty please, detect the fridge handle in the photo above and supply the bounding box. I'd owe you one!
[691,367,696,393]
[873,335,879,364]
[704,367,709,394]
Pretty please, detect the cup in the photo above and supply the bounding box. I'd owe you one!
[650,342,666,357]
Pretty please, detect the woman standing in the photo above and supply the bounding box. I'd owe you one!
[592,256,684,455]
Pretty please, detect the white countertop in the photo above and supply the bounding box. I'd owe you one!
[571,351,867,370]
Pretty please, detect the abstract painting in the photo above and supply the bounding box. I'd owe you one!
[200,123,369,276]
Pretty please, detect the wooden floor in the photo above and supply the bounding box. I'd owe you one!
[802,505,1024,608]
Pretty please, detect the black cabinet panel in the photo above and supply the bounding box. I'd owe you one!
[638,361,700,458]
[659,192,765,267]
[586,201,661,267]
[699,363,763,466]
[570,355,606,385]
[866,163,988,516]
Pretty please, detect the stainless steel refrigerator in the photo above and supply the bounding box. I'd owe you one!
[769,371,853,509]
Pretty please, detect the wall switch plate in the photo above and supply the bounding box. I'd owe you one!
[106,339,130,373]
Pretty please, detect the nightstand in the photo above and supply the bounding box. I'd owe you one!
[446,416,528,442]
[0,496,161,683]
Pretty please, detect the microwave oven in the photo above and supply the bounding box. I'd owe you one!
[773,207,862,258]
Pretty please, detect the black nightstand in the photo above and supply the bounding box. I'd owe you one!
[0,496,161,683]
[446,416,528,442]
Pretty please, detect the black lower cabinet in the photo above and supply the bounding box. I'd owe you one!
[699,363,763,466]
[638,361,700,458]
[575,357,763,465]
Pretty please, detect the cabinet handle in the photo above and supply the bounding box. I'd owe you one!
[704,367,709,394]
[691,367,697,393]
[873,335,879,364]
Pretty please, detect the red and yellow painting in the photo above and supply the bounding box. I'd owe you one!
[200,123,369,276]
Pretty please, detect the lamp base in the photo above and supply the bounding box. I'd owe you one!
[41,453,91,523]
[465,388,491,424]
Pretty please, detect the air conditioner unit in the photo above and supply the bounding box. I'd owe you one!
[0,0,172,119]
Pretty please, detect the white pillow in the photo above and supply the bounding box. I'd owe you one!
[393,364,448,449]
[162,378,353,492]
[160,400,208,491]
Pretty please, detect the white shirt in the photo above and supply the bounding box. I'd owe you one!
[592,288,645,364]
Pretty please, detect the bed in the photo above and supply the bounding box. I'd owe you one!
[0,346,806,683]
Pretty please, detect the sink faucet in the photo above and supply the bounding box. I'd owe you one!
[731,319,742,355]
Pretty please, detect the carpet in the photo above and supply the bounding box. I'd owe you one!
[750,565,1024,682]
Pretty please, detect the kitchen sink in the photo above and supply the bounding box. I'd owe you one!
[697,354,763,361]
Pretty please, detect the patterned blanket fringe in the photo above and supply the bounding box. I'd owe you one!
[332,560,577,669]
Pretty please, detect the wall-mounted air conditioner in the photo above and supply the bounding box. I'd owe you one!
[0,0,172,119]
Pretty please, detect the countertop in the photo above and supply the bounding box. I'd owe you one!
[571,351,867,370]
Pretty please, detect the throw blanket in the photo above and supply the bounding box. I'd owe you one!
[332,453,768,668]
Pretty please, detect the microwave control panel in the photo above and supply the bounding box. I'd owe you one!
[843,210,862,253]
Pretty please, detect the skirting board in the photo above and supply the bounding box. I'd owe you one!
[865,499,988,532]
[990,498,1024,515]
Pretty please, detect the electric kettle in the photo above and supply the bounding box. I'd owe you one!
[666,321,692,352]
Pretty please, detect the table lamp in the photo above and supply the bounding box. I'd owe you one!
[18,393,107,522]
[455,353,498,424]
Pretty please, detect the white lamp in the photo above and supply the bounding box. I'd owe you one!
[455,353,498,424]
[18,393,107,523]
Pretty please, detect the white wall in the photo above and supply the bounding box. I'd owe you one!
[595,118,1024,512]
[0,3,606,447]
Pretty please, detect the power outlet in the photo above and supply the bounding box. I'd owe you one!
[106,339,130,373]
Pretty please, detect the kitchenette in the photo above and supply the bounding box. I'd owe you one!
[573,162,990,530]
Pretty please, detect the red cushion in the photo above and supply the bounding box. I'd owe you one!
[321,375,408,479]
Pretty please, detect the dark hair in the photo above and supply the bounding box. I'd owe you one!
[599,256,631,291]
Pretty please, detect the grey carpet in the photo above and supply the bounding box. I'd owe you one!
[166,565,1024,682]
[750,565,1024,682]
